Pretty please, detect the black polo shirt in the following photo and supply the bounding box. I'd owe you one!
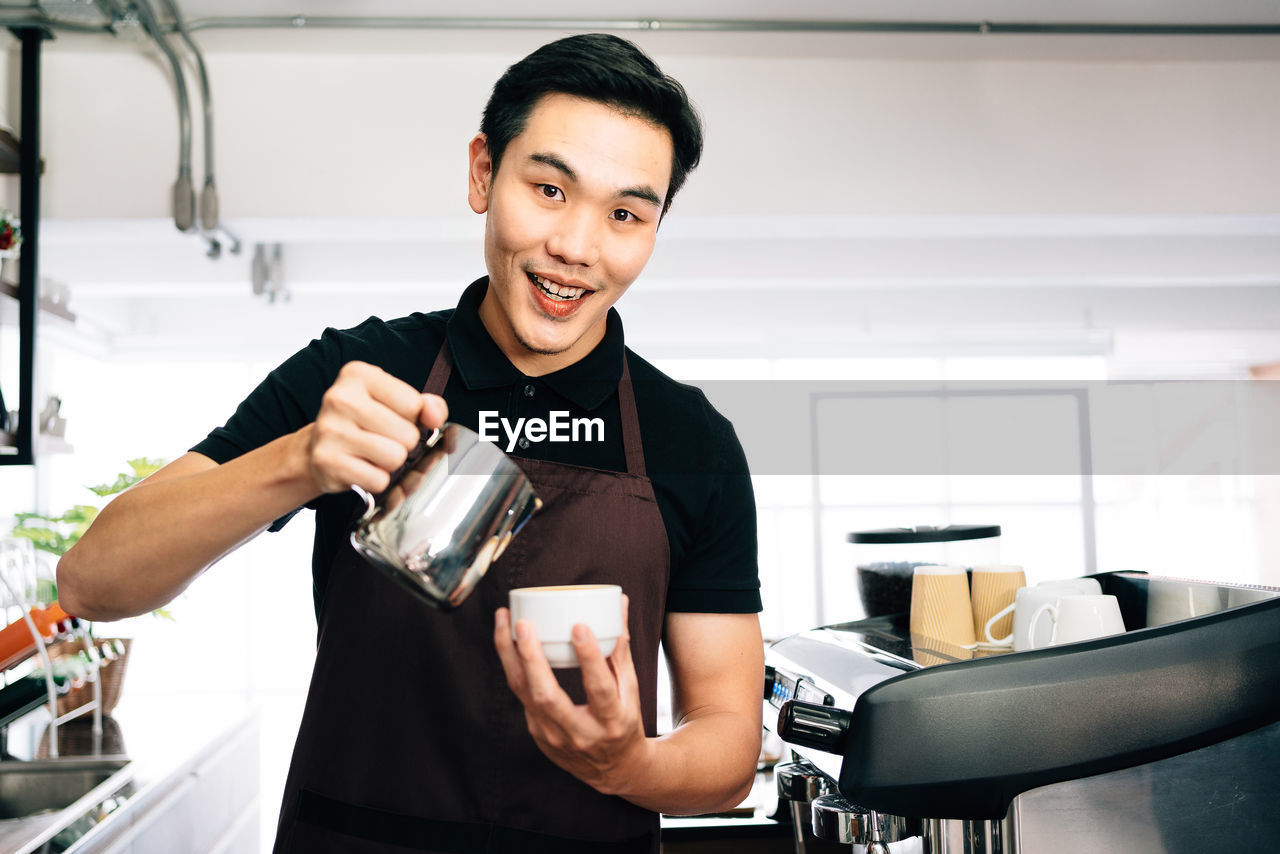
[193,277,761,618]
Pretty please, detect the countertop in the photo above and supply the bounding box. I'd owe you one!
[0,693,257,854]
[660,764,791,842]
[2,691,782,852]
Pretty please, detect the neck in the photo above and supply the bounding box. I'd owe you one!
[477,293,605,377]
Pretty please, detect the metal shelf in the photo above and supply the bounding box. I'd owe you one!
[0,28,47,467]
[0,280,75,323]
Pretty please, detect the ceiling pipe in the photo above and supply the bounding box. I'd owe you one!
[177,15,1280,37]
[3,10,1278,36]
[157,0,218,233]
[124,0,196,233]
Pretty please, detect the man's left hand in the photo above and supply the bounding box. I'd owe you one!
[493,595,651,795]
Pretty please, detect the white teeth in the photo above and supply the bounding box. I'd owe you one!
[531,274,586,301]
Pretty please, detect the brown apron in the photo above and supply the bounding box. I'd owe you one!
[273,342,671,853]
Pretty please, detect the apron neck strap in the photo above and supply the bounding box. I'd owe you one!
[616,355,646,477]
[421,340,647,477]
[423,338,454,397]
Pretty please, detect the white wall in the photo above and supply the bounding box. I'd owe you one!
[11,28,1275,374]
[29,33,1280,218]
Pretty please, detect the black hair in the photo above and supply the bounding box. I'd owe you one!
[480,33,703,215]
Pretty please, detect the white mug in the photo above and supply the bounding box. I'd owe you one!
[509,584,623,668]
[982,578,1101,649]
[1037,577,1102,595]
[1028,594,1125,649]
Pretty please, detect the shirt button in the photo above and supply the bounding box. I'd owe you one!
[517,436,531,450]
[523,384,536,398]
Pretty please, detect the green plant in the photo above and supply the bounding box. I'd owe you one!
[10,457,174,620]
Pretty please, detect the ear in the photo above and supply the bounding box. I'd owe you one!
[468,133,493,214]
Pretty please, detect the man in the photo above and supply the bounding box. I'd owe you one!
[59,34,763,853]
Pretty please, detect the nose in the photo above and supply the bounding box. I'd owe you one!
[545,207,600,268]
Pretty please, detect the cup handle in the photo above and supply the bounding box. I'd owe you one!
[350,425,444,521]
[1027,603,1057,650]
[983,603,1016,645]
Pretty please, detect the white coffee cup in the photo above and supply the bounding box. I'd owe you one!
[1037,577,1103,596]
[983,586,1053,650]
[982,578,1101,649]
[1028,594,1125,649]
[509,584,623,669]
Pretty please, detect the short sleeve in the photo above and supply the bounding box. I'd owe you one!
[189,326,352,531]
[191,327,350,464]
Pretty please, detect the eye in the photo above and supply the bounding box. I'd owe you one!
[611,209,637,223]
[537,184,563,201]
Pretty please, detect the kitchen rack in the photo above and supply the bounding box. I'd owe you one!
[0,27,48,467]
[0,542,103,758]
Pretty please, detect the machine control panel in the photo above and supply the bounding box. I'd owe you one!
[766,665,834,710]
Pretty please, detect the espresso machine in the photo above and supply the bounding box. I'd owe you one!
[764,572,1280,853]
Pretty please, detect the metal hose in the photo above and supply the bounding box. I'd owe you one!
[127,0,195,232]
[158,0,216,231]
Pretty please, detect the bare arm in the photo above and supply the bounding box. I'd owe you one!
[494,603,764,815]
[622,611,764,814]
[57,362,448,621]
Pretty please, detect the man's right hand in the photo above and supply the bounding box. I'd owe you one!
[306,361,449,495]
[58,360,448,621]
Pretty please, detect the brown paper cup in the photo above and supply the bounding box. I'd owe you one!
[910,566,976,648]
[971,565,1027,642]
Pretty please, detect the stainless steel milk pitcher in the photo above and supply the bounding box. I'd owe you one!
[350,422,542,610]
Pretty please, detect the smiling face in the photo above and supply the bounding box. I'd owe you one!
[468,93,674,376]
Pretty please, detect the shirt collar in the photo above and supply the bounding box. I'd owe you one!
[446,276,625,412]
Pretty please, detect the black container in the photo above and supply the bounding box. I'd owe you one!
[849,525,1001,618]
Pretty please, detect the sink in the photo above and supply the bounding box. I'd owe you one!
[0,758,131,820]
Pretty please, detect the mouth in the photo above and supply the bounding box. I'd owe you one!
[526,272,593,318]
[528,272,589,302]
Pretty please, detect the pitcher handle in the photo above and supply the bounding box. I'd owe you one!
[351,425,444,521]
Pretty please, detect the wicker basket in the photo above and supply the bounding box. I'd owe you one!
[44,637,133,717]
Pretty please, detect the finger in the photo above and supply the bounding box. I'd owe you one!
[574,623,622,719]
[307,428,397,494]
[609,594,633,668]
[419,393,449,431]
[340,418,418,472]
[609,595,641,706]
[513,620,578,721]
[493,608,529,700]
[351,403,423,456]
[321,376,421,454]
[346,361,431,425]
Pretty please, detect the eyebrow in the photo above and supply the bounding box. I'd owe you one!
[528,151,663,210]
